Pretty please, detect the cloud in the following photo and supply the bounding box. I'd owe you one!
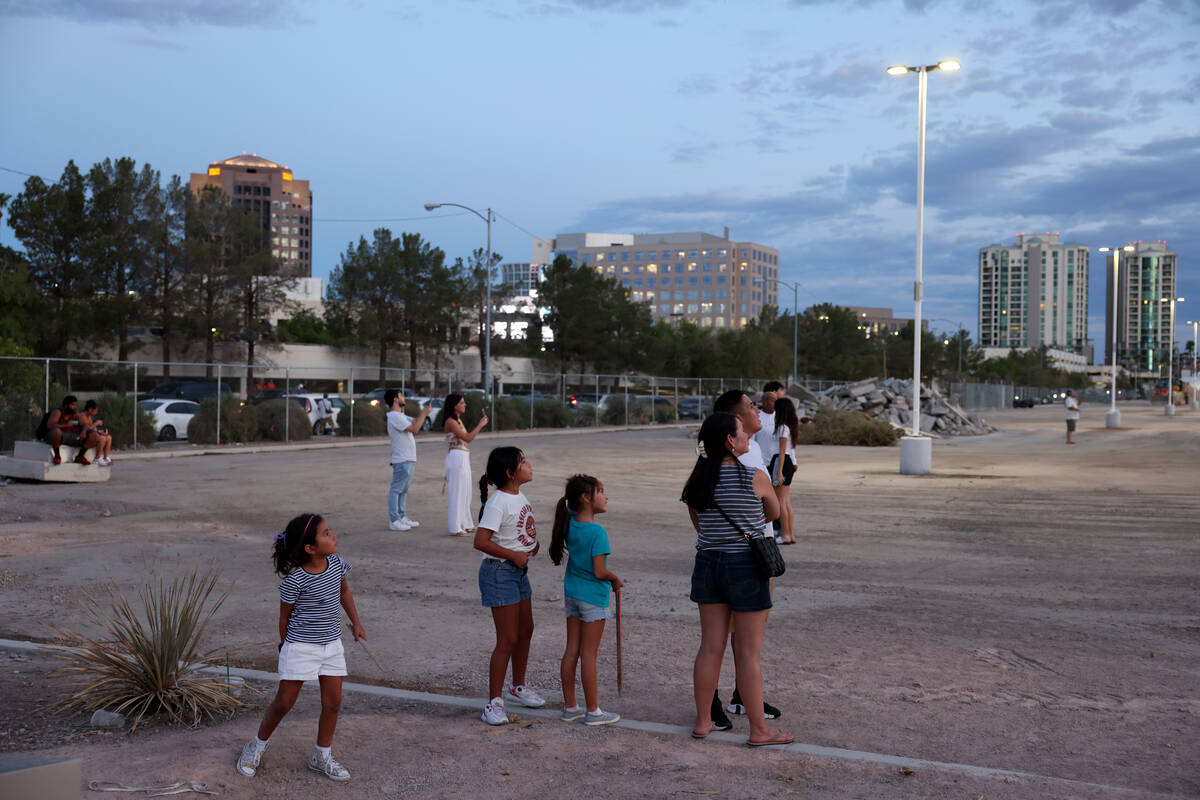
[527,0,691,12]
[0,0,302,26]
[677,73,719,96]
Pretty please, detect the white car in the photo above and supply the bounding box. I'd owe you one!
[284,393,345,435]
[139,398,199,441]
[412,397,444,431]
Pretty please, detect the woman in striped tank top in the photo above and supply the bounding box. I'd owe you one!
[681,412,793,747]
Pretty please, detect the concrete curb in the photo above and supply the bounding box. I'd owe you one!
[0,637,1159,796]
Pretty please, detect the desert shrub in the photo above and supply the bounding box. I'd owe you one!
[52,568,246,730]
[491,396,529,430]
[533,398,570,428]
[187,397,258,444]
[795,406,900,447]
[0,393,42,454]
[653,402,676,425]
[88,392,156,450]
[570,407,599,427]
[257,399,312,441]
[600,396,650,425]
[336,403,387,436]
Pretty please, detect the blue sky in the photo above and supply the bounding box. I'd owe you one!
[2,0,1197,360]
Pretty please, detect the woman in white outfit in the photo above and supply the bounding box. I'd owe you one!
[442,394,489,536]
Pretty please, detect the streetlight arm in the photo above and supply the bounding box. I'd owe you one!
[424,201,490,225]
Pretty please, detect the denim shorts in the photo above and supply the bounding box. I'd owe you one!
[564,595,612,622]
[690,548,772,612]
[479,558,532,607]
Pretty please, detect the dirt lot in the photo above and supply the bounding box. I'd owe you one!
[1,403,1197,799]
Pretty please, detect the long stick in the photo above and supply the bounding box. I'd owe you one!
[358,639,387,674]
[615,590,623,696]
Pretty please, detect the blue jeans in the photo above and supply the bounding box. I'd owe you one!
[388,461,415,522]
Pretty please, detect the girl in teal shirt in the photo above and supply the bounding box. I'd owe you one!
[549,474,624,726]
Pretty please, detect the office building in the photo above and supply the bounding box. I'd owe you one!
[1104,240,1178,372]
[551,229,780,329]
[978,232,1089,355]
[498,262,541,299]
[845,306,928,337]
[189,154,313,277]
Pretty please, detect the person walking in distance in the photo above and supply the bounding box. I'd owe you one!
[387,389,433,531]
[1064,389,1081,445]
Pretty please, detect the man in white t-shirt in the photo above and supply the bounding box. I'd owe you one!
[1064,389,1081,445]
[386,389,433,531]
[752,381,785,459]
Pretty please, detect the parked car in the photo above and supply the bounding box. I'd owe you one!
[138,398,199,441]
[138,379,233,403]
[677,396,712,419]
[1013,396,1036,408]
[412,397,444,431]
[359,388,403,408]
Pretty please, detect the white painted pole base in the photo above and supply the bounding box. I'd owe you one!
[1164,404,1175,416]
[1191,401,1198,410]
[899,435,932,475]
[1105,408,1121,428]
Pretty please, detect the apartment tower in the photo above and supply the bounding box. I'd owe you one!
[978,232,1089,354]
[1104,240,1178,372]
[189,154,313,277]
[552,230,780,329]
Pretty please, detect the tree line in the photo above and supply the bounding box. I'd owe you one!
[1,156,1087,392]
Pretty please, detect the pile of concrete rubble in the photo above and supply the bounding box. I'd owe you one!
[790,377,995,437]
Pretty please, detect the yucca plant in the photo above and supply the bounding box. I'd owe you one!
[53,568,247,730]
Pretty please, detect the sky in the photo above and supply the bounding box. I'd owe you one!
[2,0,1198,362]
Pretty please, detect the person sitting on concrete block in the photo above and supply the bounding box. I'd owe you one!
[41,396,102,465]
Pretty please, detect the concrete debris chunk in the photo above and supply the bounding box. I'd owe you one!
[795,378,995,437]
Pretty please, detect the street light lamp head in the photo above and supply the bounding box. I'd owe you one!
[886,65,911,75]
[936,59,961,71]
[423,203,441,211]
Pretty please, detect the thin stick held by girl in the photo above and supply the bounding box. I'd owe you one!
[236,513,366,782]
[475,447,545,725]
[550,474,623,726]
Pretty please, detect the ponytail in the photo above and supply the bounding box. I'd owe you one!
[478,474,491,520]
[272,513,322,576]
[549,474,602,566]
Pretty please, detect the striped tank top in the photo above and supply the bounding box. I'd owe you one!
[695,462,766,553]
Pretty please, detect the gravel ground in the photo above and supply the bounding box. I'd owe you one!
[0,404,1197,799]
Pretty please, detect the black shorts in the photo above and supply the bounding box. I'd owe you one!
[690,549,772,612]
[767,453,796,486]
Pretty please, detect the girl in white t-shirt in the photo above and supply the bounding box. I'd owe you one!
[474,446,543,725]
[770,398,801,545]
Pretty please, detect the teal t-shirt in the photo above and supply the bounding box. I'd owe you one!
[563,518,612,608]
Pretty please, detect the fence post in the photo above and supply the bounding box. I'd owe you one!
[674,377,679,424]
[595,373,599,426]
[349,367,355,439]
[285,367,291,442]
[624,381,629,427]
[132,362,138,450]
[44,359,50,414]
[216,363,222,445]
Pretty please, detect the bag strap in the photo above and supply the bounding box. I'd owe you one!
[711,500,759,543]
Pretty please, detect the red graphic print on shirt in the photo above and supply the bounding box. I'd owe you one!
[516,503,537,548]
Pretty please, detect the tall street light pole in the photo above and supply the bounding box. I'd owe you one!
[1098,245,1135,428]
[1161,296,1185,416]
[888,58,960,475]
[755,276,800,386]
[425,202,494,428]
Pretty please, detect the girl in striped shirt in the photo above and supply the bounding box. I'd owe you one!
[236,513,366,783]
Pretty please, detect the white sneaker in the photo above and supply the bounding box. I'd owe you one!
[503,684,546,708]
[481,697,509,725]
[561,705,585,722]
[400,517,420,528]
[236,739,266,777]
[584,708,621,726]
[307,752,350,781]
[389,519,411,531]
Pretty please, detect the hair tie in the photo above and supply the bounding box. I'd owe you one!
[273,531,286,541]
[696,441,707,458]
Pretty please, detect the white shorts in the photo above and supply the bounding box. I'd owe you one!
[278,639,347,681]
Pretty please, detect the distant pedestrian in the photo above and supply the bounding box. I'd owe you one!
[1064,389,1081,445]
[753,381,785,458]
[236,512,366,783]
[442,393,488,536]
[387,389,433,531]
[550,474,623,726]
[769,397,800,544]
[476,447,545,725]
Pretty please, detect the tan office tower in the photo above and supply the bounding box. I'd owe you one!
[552,230,781,329]
[1104,240,1178,372]
[189,154,313,277]
[978,232,1089,354]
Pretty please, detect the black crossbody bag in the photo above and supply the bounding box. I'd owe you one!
[712,501,786,579]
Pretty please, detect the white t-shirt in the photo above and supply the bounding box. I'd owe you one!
[1064,396,1080,421]
[478,489,537,559]
[387,410,416,463]
[738,439,768,474]
[774,424,795,463]
[753,409,777,459]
